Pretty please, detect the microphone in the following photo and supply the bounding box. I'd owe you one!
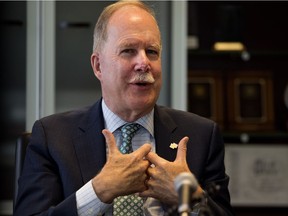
[174,172,199,216]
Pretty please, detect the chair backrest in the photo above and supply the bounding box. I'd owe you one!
[14,132,31,209]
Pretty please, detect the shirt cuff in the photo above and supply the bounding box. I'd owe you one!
[76,180,112,216]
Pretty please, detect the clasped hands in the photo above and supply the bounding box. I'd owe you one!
[92,129,198,205]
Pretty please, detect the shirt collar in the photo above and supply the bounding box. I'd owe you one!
[101,100,154,136]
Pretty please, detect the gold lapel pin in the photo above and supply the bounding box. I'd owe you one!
[169,142,178,149]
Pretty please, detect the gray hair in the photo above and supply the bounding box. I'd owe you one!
[92,0,161,52]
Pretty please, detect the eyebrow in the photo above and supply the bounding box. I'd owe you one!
[119,41,161,51]
[149,43,161,51]
[119,41,138,48]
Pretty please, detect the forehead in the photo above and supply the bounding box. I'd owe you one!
[109,5,154,22]
[106,5,161,41]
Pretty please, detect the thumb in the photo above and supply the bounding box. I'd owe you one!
[133,143,152,158]
[175,136,189,162]
[102,129,118,155]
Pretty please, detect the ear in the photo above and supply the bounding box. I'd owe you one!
[91,52,102,80]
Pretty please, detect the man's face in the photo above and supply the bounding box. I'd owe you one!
[92,6,162,121]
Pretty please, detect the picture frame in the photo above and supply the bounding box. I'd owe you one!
[188,70,224,129]
[227,71,274,131]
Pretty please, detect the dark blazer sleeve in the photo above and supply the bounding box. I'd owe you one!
[14,100,106,216]
[14,120,79,216]
[202,123,234,216]
[154,106,234,216]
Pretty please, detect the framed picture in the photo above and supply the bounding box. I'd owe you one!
[188,70,224,128]
[225,144,288,207]
[227,71,274,131]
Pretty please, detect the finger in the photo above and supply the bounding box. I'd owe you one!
[139,178,155,197]
[133,143,152,158]
[145,151,165,166]
[138,189,152,198]
[175,136,189,162]
[146,166,156,178]
[102,129,118,155]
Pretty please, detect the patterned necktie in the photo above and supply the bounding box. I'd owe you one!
[113,123,144,216]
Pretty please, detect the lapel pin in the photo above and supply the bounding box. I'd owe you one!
[170,142,178,149]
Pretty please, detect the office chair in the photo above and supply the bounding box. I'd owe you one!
[13,132,31,209]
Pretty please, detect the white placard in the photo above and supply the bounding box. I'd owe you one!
[225,144,288,206]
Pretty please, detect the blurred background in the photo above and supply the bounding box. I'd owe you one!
[0,1,288,215]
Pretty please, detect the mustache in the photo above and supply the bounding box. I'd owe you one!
[129,73,155,84]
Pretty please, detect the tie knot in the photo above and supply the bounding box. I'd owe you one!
[120,123,141,154]
[121,123,141,135]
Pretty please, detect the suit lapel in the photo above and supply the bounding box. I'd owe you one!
[73,100,107,183]
[154,106,179,162]
[73,103,184,183]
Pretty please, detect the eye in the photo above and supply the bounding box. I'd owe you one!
[146,49,159,56]
[146,49,160,60]
[121,49,136,55]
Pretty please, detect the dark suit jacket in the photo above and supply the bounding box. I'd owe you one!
[14,99,234,216]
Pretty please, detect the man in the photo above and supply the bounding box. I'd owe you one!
[15,1,234,215]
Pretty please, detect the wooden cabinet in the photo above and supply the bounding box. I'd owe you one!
[187,2,288,215]
[187,2,288,134]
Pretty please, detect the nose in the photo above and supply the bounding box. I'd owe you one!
[134,50,150,72]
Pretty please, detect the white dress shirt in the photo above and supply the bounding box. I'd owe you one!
[76,100,164,216]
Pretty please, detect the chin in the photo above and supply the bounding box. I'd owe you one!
[131,98,156,111]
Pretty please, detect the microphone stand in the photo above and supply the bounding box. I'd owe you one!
[198,195,212,216]
[173,183,221,216]
[198,182,222,216]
